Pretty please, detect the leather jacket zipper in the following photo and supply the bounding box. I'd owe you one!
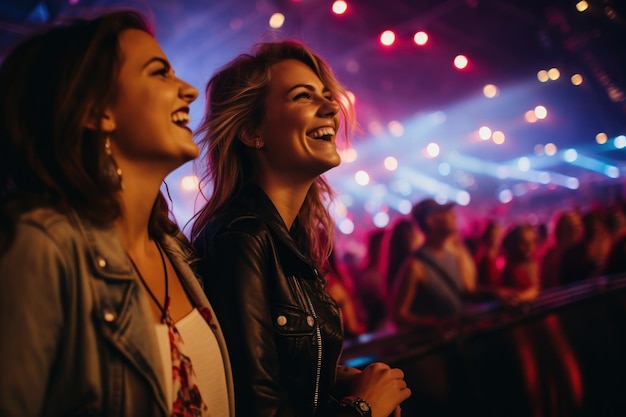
[292,275,323,416]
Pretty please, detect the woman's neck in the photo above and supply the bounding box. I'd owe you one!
[114,171,163,254]
[255,180,311,230]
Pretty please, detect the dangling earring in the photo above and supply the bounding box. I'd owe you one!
[104,136,123,190]
[255,139,262,150]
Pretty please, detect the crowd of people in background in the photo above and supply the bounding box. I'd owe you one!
[325,199,626,338]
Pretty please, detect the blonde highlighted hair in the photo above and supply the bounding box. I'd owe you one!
[191,40,355,265]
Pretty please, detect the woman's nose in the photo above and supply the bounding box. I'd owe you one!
[320,97,339,118]
[179,78,199,103]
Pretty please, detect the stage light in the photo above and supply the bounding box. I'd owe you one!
[373,212,390,228]
[384,156,398,171]
[398,199,412,214]
[596,132,608,144]
[439,162,451,176]
[425,142,440,158]
[332,1,348,15]
[269,13,285,29]
[390,179,412,196]
[380,30,396,46]
[544,143,557,156]
[534,105,548,119]
[537,70,549,82]
[563,149,578,162]
[605,166,619,178]
[413,31,428,45]
[355,170,370,185]
[525,110,538,123]
[483,84,498,98]
[576,1,589,12]
[615,135,626,149]
[338,218,355,234]
[499,189,513,203]
[478,126,492,140]
[331,199,348,217]
[396,167,466,202]
[564,153,619,178]
[534,144,544,155]
[454,55,468,70]
[517,157,531,172]
[492,130,505,144]
[388,120,404,137]
[538,172,551,184]
[451,152,577,190]
[456,191,471,206]
[180,175,199,191]
[548,68,560,80]
[571,74,583,85]
[566,178,580,189]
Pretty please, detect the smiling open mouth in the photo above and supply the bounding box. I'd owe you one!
[172,108,190,127]
[307,126,335,141]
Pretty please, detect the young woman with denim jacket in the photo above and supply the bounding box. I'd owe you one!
[191,40,411,417]
[0,10,234,417]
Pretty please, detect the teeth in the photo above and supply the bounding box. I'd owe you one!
[172,111,190,126]
[307,127,335,139]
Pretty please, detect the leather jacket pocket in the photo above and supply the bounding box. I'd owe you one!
[272,304,316,358]
[273,304,316,336]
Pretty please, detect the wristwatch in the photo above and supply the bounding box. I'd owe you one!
[339,396,372,417]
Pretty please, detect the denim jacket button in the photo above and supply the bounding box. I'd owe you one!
[306,316,315,327]
[276,315,287,326]
[103,310,116,323]
[97,257,107,268]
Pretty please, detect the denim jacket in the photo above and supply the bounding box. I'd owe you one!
[0,208,235,417]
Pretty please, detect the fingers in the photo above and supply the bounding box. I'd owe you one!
[350,361,411,417]
[398,385,412,402]
[389,367,405,380]
[365,363,406,382]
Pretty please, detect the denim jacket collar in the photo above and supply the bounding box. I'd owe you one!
[74,215,170,415]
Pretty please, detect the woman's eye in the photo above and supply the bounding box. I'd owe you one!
[294,92,312,100]
[153,67,170,77]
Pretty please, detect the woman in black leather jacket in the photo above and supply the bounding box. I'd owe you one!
[191,41,411,417]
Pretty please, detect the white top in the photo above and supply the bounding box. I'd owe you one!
[155,308,230,417]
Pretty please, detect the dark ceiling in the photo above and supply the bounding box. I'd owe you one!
[1,0,625,241]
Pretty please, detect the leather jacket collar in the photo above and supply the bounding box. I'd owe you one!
[204,182,319,280]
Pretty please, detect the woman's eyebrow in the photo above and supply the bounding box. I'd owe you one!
[286,83,330,94]
[142,56,171,70]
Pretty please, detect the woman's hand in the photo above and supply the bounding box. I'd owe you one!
[347,362,411,417]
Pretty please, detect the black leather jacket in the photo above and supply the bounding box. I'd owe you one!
[194,183,344,417]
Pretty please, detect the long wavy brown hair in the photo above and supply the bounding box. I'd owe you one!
[0,9,179,253]
[191,40,355,266]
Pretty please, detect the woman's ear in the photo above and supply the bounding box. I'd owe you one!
[240,130,263,149]
[84,109,116,133]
